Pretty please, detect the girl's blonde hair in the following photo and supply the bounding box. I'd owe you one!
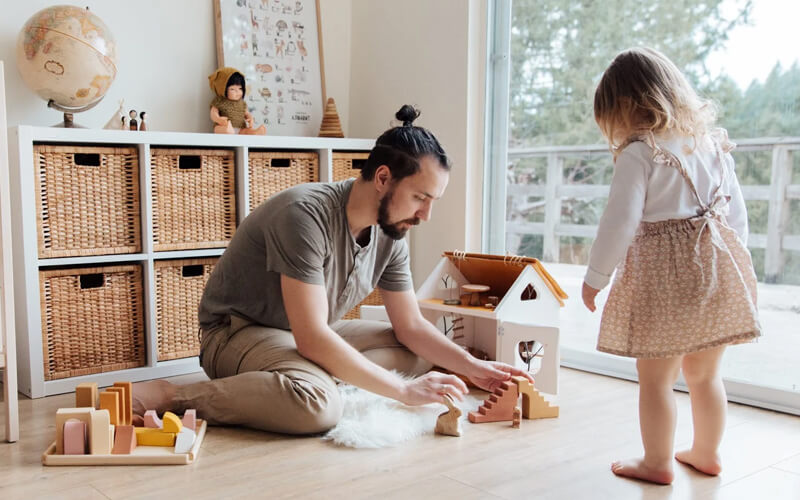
[594,47,718,156]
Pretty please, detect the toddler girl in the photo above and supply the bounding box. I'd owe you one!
[582,47,761,485]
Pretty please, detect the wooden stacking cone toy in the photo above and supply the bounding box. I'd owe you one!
[319,97,344,138]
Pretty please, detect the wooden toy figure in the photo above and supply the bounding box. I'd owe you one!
[103,99,126,130]
[208,67,266,135]
[128,110,138,131]
[435,394,462,437]
[139,111,147,131]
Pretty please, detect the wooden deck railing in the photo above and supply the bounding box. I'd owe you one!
[506,137,800,283]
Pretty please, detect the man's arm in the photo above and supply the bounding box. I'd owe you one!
[281,275,467,405]
[381,288,534,393]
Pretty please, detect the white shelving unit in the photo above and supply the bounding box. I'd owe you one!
[8,125,374,398]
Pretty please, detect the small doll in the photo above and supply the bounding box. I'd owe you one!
[208,67,266,135]
[128,110,138,131]
[139,111,147,131]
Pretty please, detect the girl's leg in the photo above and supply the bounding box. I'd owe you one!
[675,345,727,475]
[612,356,682,485]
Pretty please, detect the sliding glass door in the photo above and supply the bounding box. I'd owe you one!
[485,0,800,413]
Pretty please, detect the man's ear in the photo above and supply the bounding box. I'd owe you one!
[374,165,392,193]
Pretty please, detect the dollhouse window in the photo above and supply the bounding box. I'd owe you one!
[520,283,537,301]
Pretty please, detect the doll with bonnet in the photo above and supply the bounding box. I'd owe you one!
[208,67,266,135]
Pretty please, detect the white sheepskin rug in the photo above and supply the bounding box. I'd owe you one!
[323,381,482,449]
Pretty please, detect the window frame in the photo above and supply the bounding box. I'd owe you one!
[484,0,800,415]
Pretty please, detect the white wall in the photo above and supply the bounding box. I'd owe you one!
[2,0,485,283]
[318,0,352,135]
[348,0,486,281]
[1,0,353,133]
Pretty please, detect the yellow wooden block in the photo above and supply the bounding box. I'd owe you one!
[89,409,112,455]
[55,408,94,455]
[75,382,98,408]
[162,411,183,434]
[113,382,133,427]
[105,387,127,425]
[134,427,176,447]
[99,391,120,426]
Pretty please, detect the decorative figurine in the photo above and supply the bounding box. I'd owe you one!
[128,110,138,131]
[103,99,126,130]
[138,111,147,131]
[208,67,266,135]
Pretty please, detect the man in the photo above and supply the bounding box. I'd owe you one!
[133,105,532,434]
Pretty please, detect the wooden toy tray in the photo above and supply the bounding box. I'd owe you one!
[42,419,207,466]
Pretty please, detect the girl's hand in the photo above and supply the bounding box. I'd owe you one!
[582,282,599,312]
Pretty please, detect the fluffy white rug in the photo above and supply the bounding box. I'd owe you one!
[323,382,482,448]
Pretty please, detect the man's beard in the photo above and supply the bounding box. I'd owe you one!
[377,187,420,240]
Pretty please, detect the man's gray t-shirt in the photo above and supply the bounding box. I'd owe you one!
[198,179,413,331]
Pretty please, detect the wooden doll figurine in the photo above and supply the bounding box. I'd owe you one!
[128,110,138,131]
[139,111,147,131]
[208,67,266,135]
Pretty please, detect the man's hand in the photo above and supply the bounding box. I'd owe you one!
[582,281,599,312]
[400,372,468,406]
[464,359,534,393]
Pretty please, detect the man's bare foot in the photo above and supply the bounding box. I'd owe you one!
[132,379,177,418]
[611,458,674,485]
[675,449,722,476]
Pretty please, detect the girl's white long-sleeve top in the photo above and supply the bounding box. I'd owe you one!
[584,133,748,290]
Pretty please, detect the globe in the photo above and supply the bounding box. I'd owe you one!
[16,5,117,126]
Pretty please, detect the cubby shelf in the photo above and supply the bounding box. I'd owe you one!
[9,125,374,397]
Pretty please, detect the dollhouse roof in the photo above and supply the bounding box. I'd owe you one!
[443,252,568,306]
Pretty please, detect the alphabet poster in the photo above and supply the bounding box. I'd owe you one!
[214,0,325,136]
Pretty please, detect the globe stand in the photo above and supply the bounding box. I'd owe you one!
[58,113,81,129]
[47,99,102,128]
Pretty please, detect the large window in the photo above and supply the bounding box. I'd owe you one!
[486,0,800,412]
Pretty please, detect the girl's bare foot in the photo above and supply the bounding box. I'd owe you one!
[132,379,177,417]
[675,449,722,476]
[611,458,674,485]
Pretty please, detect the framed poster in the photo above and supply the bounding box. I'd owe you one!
[214,0,326,136]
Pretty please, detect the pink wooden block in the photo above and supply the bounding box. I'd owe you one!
[181,409,196,431]
[112,425,137,455]
[144,410,162,428]
[63,419,87,455]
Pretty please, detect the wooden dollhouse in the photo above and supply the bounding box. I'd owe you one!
[415,252,568,395]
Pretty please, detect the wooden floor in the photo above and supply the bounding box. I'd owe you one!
[1,368,799,499]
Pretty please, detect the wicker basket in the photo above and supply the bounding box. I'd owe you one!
[342,288,384,320]
[40,265,146,381]
[332,151,369,181]
[154,258,217,361]
[34,145,141,258]
[151,148,236,251]
[248,151,318,210]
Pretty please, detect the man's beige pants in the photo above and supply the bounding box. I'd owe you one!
[174,316,432,434]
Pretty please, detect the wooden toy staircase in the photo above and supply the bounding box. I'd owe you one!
[468,380,519,423]
[512,376,559,419]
